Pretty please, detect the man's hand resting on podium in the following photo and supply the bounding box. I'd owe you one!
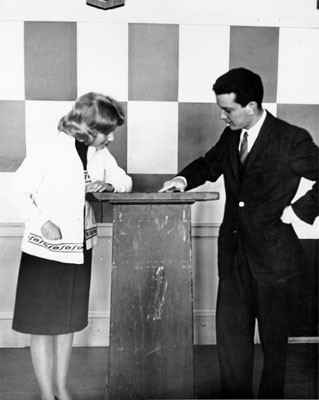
[159,177,187,192]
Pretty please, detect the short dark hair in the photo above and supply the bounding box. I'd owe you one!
[212,68,264,108]
[58,92,125,145]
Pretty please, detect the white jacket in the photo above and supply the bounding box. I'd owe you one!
[7,132,132,264]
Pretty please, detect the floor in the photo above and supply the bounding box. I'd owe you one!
[0,344,317,400]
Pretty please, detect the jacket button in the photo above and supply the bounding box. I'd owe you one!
[239,201,245,207]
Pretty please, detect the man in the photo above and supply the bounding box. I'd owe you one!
[159,68,319,399]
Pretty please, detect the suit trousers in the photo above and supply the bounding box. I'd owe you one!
[216,235,290,399]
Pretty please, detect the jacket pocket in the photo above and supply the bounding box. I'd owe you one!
[262,221,293,241]
[261,223,302,274]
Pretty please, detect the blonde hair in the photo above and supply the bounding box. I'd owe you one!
[58,92,125,144]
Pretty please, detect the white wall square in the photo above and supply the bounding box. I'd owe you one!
[191,178,226,224]
[0,173,23,223]
[0,22,24,100]
[178,25,230,103]
[127,101,178,174]
[25,101,74,153]
[264,103,277,116]
[77,22,128,102]
[292,178,319,239]
[277,28,319,104]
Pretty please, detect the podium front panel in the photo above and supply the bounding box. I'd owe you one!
[107,203,194,399]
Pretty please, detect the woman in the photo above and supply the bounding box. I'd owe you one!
[7,92,132,400]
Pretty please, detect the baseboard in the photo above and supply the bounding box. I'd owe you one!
[0,311,110,348]
[1,310,317,348]
[1,310,219,347]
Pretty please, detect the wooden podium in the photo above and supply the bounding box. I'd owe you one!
[90,192,219,400]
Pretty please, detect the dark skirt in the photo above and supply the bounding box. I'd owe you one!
[12,249,92,335]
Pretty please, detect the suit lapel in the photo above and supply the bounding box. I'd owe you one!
[243,111,274,172]
[230,129,241,179]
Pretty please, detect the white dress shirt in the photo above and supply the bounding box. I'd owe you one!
[238,109,267,153]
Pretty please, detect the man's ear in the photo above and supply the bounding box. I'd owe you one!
[245,101,258,115]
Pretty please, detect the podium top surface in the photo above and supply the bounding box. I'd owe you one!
[89,191,219,204]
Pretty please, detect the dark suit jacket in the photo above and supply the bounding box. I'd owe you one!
[179,112,319,285]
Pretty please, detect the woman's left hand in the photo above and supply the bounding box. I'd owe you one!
[86,180,114,193]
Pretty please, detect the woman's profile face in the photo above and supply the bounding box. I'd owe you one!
[90,131,114,149]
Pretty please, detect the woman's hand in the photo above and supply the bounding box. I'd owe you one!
[41,220,62,240]
[86,180,114,193]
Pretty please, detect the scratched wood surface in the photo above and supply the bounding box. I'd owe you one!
[91,191,219,204]
[107,203,194,399]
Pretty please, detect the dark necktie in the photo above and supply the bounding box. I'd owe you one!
[239,131,249,164]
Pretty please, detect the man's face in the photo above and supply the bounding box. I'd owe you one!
[216,92,252,131]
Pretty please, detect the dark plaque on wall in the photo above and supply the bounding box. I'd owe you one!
[87,0,125,10]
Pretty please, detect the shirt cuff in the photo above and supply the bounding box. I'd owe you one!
[175,176,187,188]
[283,205,302,224]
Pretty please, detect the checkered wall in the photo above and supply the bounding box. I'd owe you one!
[1,21,319,225]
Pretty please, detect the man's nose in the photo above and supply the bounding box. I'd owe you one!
[220,110,227,120]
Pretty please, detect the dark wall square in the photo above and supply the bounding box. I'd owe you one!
[130,174,175,193]
[0,101,26,172]
[229,26,279,103]
[128,23,179,101]
[94,174,177,222]
[277,104,319,146]
[25,22,77,100]
[178,103,225,171]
